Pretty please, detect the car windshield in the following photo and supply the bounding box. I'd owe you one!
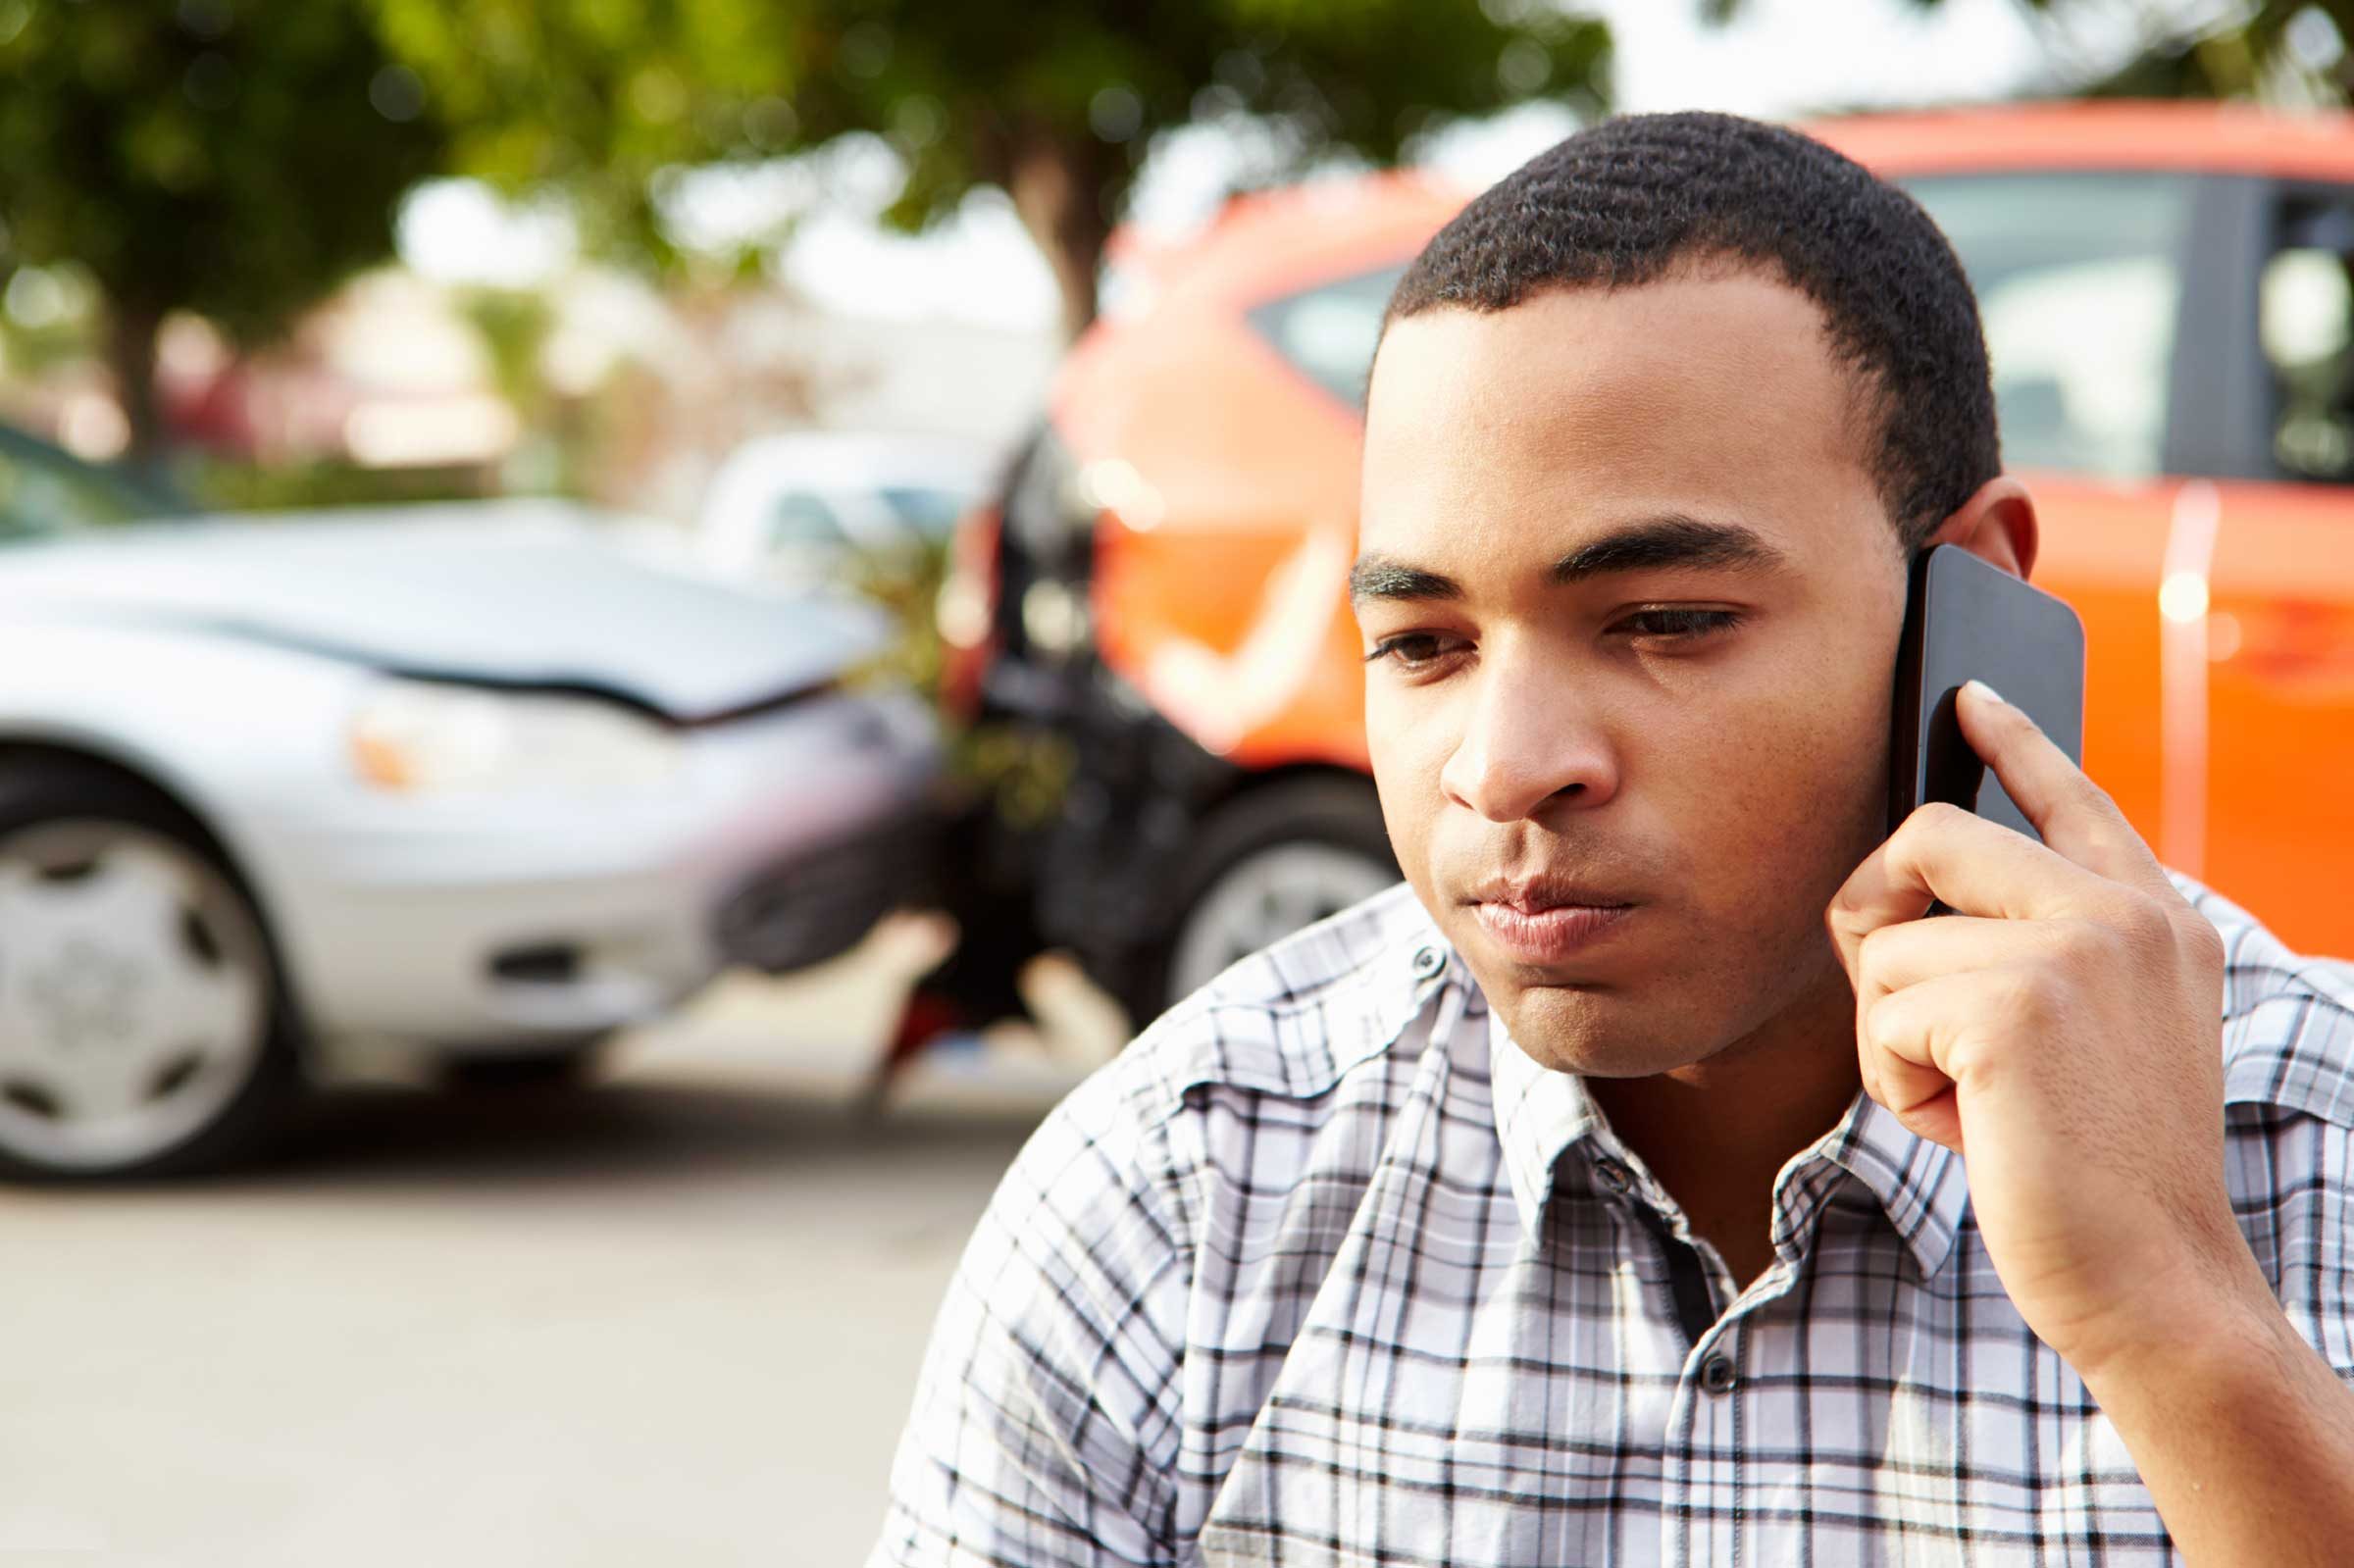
[0,430,182,542]
[877,484,968,537]
[1246,262,1411,409]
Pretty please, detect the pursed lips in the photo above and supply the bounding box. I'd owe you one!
[1466,876,1637,963]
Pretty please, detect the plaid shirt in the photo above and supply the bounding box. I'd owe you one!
[871,874,2354,1567]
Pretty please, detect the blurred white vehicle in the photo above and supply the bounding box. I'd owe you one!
[695,430,993,588]
[0,429,942,1180]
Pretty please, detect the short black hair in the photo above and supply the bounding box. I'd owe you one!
[1384,110,1998,552]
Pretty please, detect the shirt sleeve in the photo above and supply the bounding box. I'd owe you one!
[868,1063,1194,1568]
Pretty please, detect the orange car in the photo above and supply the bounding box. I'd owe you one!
[932,101,2354,1034]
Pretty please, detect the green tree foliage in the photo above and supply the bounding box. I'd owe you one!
[1707,0,2354,104]
[0,0,445,461]
[371,0,1612,339]
[2069,2,2354,100]
[367,0,793,265]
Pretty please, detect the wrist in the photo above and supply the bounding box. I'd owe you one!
[2071,1260,2289,1411]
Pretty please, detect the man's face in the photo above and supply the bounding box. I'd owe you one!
[1356,266,1911,1077]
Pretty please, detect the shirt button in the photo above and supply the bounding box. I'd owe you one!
[1410,944,1446,980]
[1701,1353,1738,1394]
[1593,1157,1633,1196]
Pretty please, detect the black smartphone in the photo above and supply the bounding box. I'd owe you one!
[1887,543,2086,841]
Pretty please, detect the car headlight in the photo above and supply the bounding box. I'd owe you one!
[349,680,683,795]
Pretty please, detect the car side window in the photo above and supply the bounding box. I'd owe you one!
[1905,173,2196,481]
[2261,193,2354,482]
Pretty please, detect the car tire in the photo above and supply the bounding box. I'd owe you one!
[1132,777,1402,1027]
[0,762,301,1182]
[435,1040,607,1090]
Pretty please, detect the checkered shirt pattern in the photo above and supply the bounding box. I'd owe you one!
[870,873,2354,1566]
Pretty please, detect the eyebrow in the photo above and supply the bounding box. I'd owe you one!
[1348,514,1788,606]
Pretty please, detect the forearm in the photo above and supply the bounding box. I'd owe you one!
[2084,1278,2354,1566]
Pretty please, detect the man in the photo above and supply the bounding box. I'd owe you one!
[870,111,2354,1564]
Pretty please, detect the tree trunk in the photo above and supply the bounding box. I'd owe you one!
[1002,127,1116,345]
[106,298,167,470]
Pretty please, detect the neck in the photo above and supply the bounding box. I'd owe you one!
[1583,964,1862,1286]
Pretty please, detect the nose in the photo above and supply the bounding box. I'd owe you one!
[1438,646,1620,823]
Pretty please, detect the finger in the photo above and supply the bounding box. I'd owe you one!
[1826,801,2104,981]
[1858,969,2002,1152]
[1955,681,2169,893]
[1851,914,2065,1009]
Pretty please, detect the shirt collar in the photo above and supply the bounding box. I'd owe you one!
[1486,1002,1970,1283]
[1800,1087,1970,1281]
[1488,1006,1609,1238]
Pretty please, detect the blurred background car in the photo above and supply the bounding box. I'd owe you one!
[0,427,941,1180]
[912,99,2354,1051]
[695,430,993,594]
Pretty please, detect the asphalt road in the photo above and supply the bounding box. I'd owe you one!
[0,918,1124,1568]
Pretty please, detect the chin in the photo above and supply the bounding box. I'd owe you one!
[1489,979,1719,1079]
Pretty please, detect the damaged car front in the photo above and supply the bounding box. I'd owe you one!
[0,451,940,1179]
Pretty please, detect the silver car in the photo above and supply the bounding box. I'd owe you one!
[0,430,942,1179]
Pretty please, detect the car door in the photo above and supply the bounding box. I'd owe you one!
[2197,177,2354,957]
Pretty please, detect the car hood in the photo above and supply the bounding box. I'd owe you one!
[0,501,891,722]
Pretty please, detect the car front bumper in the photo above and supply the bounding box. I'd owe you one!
[249,686,944,1051]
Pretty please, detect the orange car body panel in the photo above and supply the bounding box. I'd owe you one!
[1032,104,2354,953]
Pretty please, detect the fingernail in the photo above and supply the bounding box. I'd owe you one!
[1965,679,2005,705]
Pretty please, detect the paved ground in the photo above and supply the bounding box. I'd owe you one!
[0,918,1127,1568]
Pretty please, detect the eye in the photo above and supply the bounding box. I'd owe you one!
[1362,632,1464,671]
[1612,607,1745,641]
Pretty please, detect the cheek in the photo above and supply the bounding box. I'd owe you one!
[1366,692,1449,880]
[1657,649,1892,899]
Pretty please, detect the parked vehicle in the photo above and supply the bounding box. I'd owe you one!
[696,430,993,592]
[0,430,941,1179]
[920,101,2354,1041]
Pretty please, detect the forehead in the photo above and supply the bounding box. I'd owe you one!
[1358,270,1882,570]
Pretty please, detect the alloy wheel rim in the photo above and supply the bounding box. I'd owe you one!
[1167,841,1399,1004]
[0,822,271,1171]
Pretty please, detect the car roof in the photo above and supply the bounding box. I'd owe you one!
[1104,170,1470,315]
[1809,98,2354,179]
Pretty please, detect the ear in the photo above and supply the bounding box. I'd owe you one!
[1919,474,2039,582]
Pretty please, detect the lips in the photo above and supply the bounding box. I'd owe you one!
[1466,876,1635,965]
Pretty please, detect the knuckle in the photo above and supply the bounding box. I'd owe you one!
[1903,801,1972,844]
[2175,909,2227,975]
[2076,821,2130,867]
[1864,991,1912,1053]
[1824,897,1864,941]
[2086,890,2168,960]
[1996,968,2062,1033]
[2045,917,2107,967]
[1863,990,1892,1040]
[2120,892,2175,951]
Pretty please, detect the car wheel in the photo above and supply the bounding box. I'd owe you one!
[1142,778,1401,1025]
[0,765,299,1181]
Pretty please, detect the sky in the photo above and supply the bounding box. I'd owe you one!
[396,0,2205,331]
